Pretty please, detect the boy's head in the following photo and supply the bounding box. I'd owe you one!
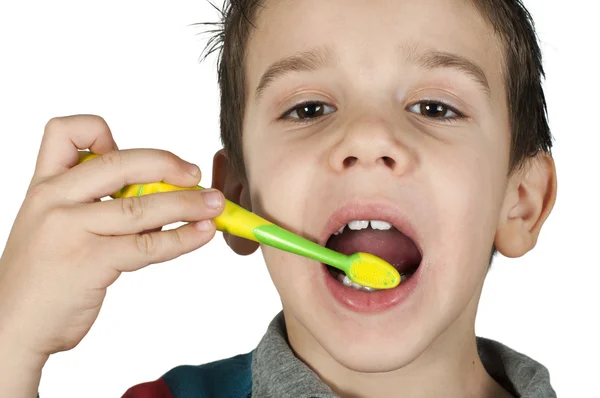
[208,0,556,377]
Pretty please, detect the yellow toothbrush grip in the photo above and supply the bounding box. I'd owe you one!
[214,200,271,242]
[111,182,201,198]
[78,151,269,243]
[112,182,268,243]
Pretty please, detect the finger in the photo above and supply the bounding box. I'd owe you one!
[107,220,217,272]
[54,148,202,203]
[75,189,224,235]
[33,115,118,183]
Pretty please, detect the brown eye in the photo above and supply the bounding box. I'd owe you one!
[408,101,462,120]
[422,103,447,117]
[297,103,323,118]
[285,102,336,120]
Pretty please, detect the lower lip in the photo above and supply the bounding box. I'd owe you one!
[322,264,421,313]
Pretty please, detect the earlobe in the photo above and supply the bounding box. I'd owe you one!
[495,153,557,258]
[212,149,260,256]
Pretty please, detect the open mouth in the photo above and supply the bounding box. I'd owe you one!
[324,219,422,292]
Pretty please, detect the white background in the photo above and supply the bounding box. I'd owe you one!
[0,1,598,397]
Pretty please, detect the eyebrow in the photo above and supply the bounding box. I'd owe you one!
[254,47,336,101]
[254,45,491,101]
[403,45,491,97]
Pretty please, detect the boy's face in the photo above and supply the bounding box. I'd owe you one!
[232,0,512,371]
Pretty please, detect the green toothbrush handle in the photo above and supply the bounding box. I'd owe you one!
[213,199,352,273]
[253,224,352,273]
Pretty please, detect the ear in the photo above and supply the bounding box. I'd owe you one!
[211,149,260,256]
[494,153,557,258]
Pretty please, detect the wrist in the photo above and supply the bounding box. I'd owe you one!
[0,335,48,398]
[0,332,49,392]
[0,333,49,369]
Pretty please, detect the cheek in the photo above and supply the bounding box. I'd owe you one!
[435,140,505,238]
[425,147,505,297]
[244,138,325,294]
[260,246,317,306]
[245,133,323,225]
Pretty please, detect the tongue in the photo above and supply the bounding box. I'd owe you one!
[326,228,421,274]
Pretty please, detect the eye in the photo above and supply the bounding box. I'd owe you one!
[282,102,336,121]
[408,101,464,121]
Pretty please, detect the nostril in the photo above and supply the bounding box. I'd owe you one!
[381,156,396,169]
[343,156,358,168]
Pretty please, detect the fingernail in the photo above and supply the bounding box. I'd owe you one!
[203,190,223,209]
[187,163,201,177]
[195,220,214,231]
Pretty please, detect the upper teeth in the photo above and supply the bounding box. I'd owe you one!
[370,220,392,230]
[334,220,392,235]
[348,220,369,230]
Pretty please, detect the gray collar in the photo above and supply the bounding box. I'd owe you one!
[251,312,556,398]
[251,312,336,398]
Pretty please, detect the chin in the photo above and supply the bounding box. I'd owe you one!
[313,305,438,372]
[325,339,424,373]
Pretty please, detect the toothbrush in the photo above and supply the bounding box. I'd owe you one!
[78,151,400,289]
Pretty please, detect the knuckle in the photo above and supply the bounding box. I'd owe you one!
[26,181,57,204]
[169,229,184,247]
[27,181,49,199]
[121,196,145,221]
[84,114,112,135]
[175,191,205,219]
[135,233,158,257]
[86,114,108,127]
[43,117,64,136]
[175,190,194,209]
[157,149,183,173]
[44,114,108,135]
[100,150,123,168]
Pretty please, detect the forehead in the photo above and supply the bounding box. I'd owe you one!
[246,0,505,97]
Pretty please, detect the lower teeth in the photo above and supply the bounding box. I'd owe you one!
[336,272,411,292]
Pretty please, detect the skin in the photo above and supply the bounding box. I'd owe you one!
[213,0,557,397]
[0,116,224,397]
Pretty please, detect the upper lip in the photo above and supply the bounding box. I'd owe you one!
[318,201,423,255]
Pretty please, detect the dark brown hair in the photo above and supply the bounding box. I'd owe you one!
[199,0,553,179]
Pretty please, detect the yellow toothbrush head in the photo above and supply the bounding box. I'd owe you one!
[346,252,400,289]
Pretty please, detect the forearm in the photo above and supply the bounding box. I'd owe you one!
[0,336,47,398]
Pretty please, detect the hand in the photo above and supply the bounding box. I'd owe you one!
[0,115,224,362]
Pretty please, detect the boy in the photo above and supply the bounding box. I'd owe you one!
[0,0,557,397]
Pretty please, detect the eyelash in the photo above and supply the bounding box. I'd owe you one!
[407,101,466,124]
[279,101,337,124]
[279,100,466,124]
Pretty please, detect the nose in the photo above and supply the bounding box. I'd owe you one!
[328,117,415,175]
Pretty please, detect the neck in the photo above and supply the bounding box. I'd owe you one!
[285,296,512,398]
